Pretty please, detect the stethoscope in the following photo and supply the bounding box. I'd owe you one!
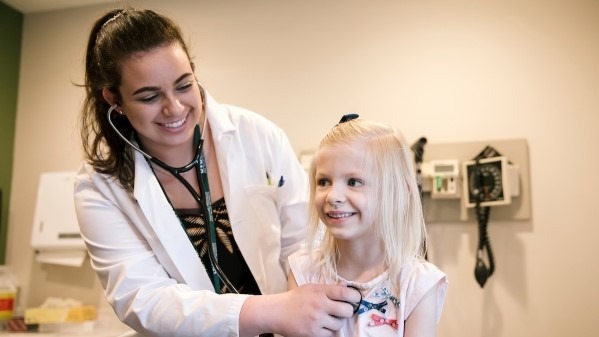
[346,285,362,314]
[106,86,238,294]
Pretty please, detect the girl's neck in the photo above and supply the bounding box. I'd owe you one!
[336,242,386,283]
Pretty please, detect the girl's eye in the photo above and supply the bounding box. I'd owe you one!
[316,178,330,187]
[347,178,363,187]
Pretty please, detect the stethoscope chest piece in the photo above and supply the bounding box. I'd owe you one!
[346,285,363,314]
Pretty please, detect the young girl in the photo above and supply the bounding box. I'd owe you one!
[288,115,448,337]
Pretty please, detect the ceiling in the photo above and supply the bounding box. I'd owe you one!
[1,0,119,13]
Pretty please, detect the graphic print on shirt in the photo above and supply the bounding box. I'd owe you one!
[359,286,401,331]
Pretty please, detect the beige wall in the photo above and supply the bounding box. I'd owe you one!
[9,0,599,336]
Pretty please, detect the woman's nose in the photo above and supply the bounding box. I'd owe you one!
[162,95,184,116]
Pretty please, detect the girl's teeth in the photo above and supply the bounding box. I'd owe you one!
[329,212,352,218]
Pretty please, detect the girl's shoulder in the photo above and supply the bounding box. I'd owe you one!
[288,249,330,285]
[399,257,446,289]
[398,258,448,319]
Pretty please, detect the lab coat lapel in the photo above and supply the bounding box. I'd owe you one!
[206,94,267,291]
[133,151,214,290]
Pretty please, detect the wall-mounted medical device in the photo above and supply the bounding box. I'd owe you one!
[463,156,509,207]
[30,171,86,267]
[421,159,461,199]
[413,140,531,288]
[415,139,530,223]
[462,156,521,208]
[421,156,520,205]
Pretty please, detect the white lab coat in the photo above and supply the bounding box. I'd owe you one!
[74,93,308,337]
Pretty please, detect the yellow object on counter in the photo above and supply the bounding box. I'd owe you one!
[24,305,96,324]
[0,291,16,320]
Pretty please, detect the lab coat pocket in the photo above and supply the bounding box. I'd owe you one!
[243,185,281,246]
[240,185,287,293]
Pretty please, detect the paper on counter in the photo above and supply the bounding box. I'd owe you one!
[35,250,86,267]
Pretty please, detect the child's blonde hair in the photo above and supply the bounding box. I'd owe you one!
[306,118,427,285]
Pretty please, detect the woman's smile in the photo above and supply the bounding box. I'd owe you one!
[158,113,188,129]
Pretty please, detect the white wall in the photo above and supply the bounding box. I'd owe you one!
[8,0,599,336]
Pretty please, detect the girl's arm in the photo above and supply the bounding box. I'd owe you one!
[404,285,439,337]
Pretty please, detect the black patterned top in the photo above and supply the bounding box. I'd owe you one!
[175,198,261,295]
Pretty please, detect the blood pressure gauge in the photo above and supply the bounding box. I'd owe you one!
[462,156,511,208]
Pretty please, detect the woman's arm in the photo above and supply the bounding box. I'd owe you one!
[75,165,246,336]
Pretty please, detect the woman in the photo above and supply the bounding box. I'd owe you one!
[75,7,358,337]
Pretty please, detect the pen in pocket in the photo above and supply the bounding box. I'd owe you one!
[266,172,272,185]
[266,172,285,187]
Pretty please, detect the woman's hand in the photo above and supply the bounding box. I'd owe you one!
[240,283,361,337]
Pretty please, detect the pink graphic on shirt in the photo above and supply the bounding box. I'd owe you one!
[367,314,398,330]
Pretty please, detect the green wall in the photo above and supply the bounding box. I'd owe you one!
[0,2,23,264]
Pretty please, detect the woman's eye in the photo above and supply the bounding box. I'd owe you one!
[347,178,363,187]
[177,82,193,91]
[139,94,158,103]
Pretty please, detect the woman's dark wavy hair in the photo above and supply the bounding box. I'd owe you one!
[80,8,194,193]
